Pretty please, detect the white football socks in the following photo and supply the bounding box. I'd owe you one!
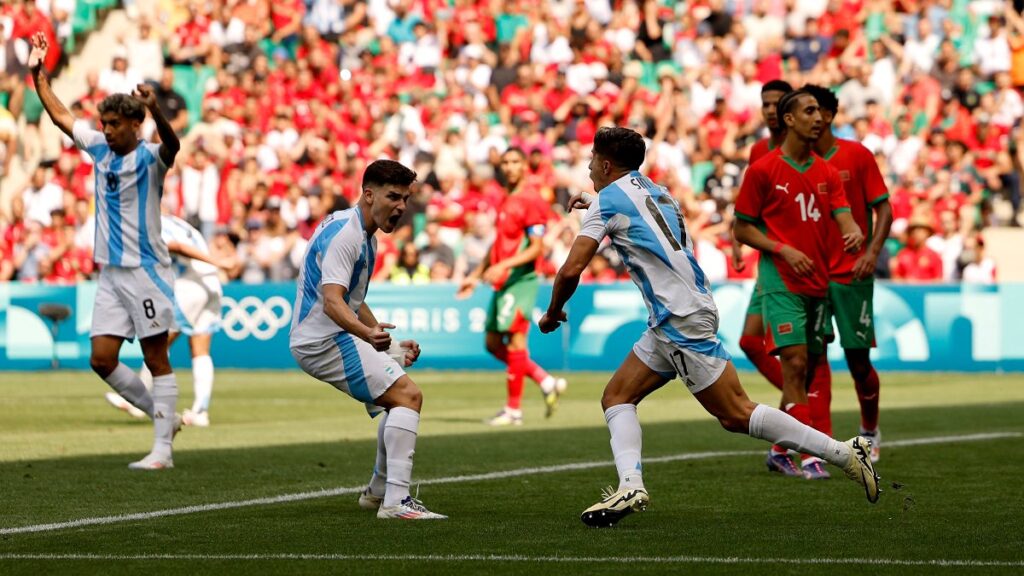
[139,363,154,392]
[748,404,850,466]
[104,363,155,418]
[151,373,178,459]
[369,411,389,497]
[383,407,419,507]
[191,355,214,413]
[605,404,644,491]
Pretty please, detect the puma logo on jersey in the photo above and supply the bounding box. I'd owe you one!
[856,330,867,340]
[775,183,791,194]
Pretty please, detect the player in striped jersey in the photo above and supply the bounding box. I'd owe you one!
[105,214,234,428]
[290,160,445,520]
[541,127,880,528]
[31,32,183,470]
[804,85,892,463]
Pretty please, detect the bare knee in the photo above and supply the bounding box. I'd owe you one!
[846,353,873,383]
[89,354,118,378]
[378,377,423,412]
[484,333,505,357]
[781,354,808,380]
[600,389,638,411]
[717,401,756,434]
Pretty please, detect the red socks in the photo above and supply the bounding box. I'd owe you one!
[492,344,550,385]
[855,367,881,431]
[506,350,527,410]
[808,360,832,437]
[739,335,784,390]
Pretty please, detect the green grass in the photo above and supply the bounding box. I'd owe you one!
[1,370,1023,575]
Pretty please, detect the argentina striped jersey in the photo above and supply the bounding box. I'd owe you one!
[578,171,717,327]
[290,208,377,348]
[73,121,170,268]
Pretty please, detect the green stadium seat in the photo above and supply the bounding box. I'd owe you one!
[71,1,97,37]
[690,161,714,193]
[171,65,216,130]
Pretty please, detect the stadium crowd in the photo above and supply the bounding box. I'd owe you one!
[1,0,1020,286]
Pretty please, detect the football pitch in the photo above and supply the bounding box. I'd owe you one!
[1,369,1022,575]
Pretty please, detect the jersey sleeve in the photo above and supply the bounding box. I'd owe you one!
[578,198,608,243]
[321,225,362,289]
[827,165,851,215]
[734,163,765,222]
[72,120,106,157]
[860,147,890,206]
[144,141,170,174]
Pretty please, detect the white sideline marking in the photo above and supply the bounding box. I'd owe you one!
[0,431,1018,536]
[0,553,1022,567]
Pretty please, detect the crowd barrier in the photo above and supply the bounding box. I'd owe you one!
[1,281,1022,372]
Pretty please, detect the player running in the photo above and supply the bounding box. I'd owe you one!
[106,213,234,428]
[733,90,867,480]
[290,159,445,520]
[541,127,879,528]
[458,147,566,426]
[804,85,892,463]
[31,32,183,470]
[733,80,791,397]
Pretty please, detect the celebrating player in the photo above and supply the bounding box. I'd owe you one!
[458,147,566,426]
[541,127,879,528]
[733,90,866,479]
[290,159,445,520]
[733,80,792,397]
[804,84,892,462]
[31,32,183,470]
[106,212,234,428]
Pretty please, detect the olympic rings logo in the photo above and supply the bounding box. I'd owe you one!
[220,296,292,341]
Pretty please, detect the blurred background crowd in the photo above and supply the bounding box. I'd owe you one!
[1,0,1020,286]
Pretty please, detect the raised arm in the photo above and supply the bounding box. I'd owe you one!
[28,32,75,138]
[132,84,180,167]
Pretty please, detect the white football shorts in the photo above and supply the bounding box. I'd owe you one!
[174,275,222,336]
[291,333,406,417]
[90,264,178,341]
[633,310,732,395]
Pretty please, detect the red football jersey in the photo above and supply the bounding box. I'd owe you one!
[822,140,890,283]
[490,192,548,289]
[749,138,778,165]
[735,153,851,297]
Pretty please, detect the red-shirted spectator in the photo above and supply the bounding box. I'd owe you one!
[892,219,944,282]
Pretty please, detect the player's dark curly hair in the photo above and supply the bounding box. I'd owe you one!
[362,159,417,189]
[776,89,814,122]
[502,146,527,159]
[97,94,146,122]
[802,84,839,114]
[762,79,793,95]
[593,126,646,171]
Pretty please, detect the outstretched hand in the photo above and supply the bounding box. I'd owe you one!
[28,32,48,70]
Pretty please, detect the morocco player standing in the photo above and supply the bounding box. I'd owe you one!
[804,85,892,463]
[458,147,566,425]
[733,90,866,480]
[734,80,792,401]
